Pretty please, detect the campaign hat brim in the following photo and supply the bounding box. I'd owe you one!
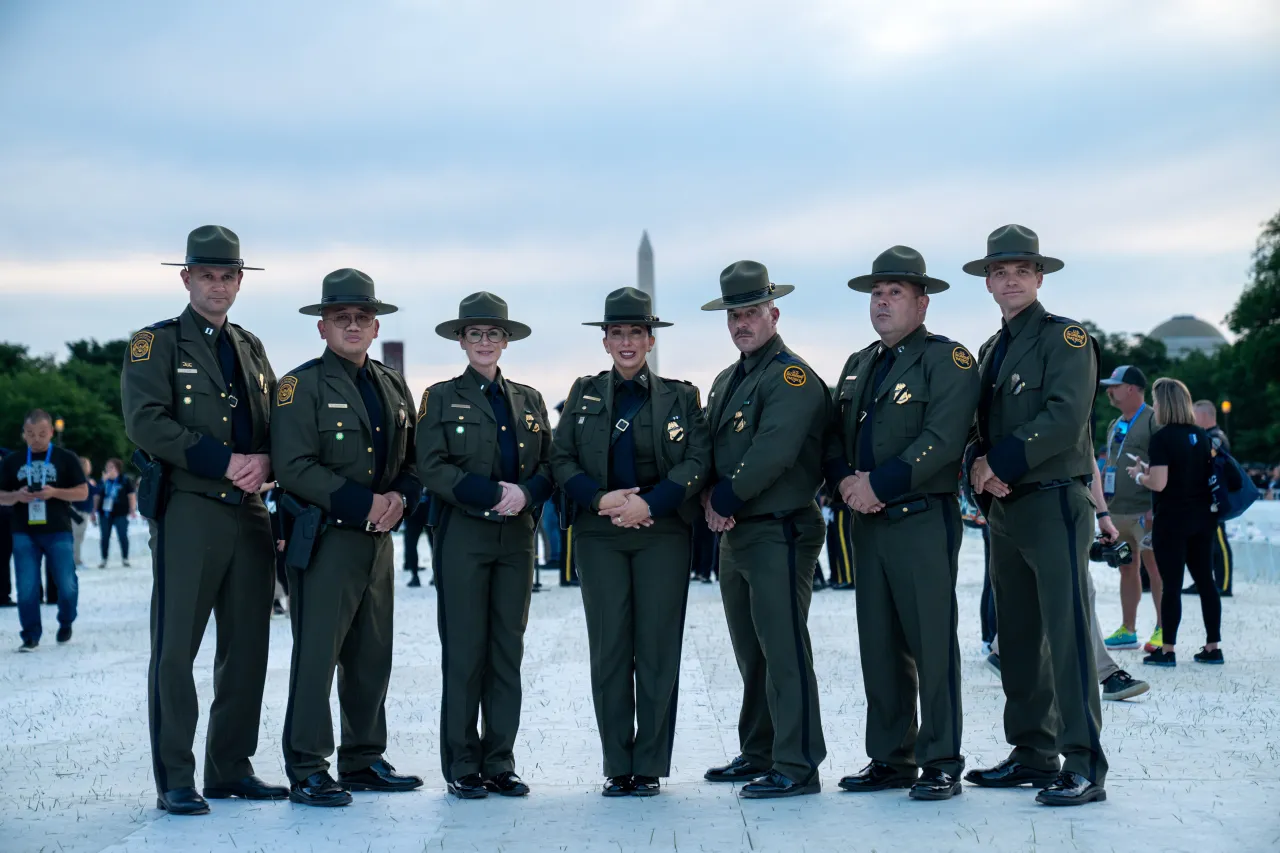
[847,272,950,294]
[435,316,531,341]
[161,260,264,270]
[962,253,1065,277]
[300,298,399,317]
[582,317,673,329]
[700,283,795,311]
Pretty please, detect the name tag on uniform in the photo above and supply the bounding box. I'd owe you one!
[451,403,471,409]
[177,368,198,374]
[328,403,349,408]
[583,395,601,402]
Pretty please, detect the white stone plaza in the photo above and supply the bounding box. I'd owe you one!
[3,521,1278,853]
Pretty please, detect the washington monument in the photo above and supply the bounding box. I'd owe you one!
[637,230,656,373]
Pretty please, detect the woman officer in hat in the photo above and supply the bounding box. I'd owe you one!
[550,287,711,797]
[416,292,554,800]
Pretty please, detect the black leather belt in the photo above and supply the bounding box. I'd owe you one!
[202,489,246,505]
[999,477,1085,502]
[329,517,385,535]
[736,507,806,524]
[875,492,953,519]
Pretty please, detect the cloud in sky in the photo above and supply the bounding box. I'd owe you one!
[1,0,1277,401]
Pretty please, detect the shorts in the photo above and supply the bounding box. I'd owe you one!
[1112,513,1151,552]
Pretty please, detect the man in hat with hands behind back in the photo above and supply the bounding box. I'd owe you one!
[271,269,425,807]
[962,225,1110,806]
[825,246,979,801]
[122,225,285,816]
[700,261,830,799]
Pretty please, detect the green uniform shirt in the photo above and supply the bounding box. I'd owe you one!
[824,325,980,503]
[121,304,275,498]
[706,335,831,519]
[416,365,554,521]
[550,366,710,523]
[270,348,421,523]
[1102,406,1155,514]
[969,301,1099,487]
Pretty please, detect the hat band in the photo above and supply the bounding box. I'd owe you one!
[721,284,776,306]
[322,295,380,305]
[603,314,658,323]
[871,270,927,279]
[186,255,244,267]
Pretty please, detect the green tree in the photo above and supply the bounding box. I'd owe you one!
[0,369,128,465]
[1220,211,1280,458]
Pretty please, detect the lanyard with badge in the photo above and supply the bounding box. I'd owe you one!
[103,477,121,514]
[26,444,54,525]
[1104,403,1145,499]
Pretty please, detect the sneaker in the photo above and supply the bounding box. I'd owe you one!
[1143,649,1176,667]
[122,560,130,567]
[1103,626,1139,650]
[18,639,38,652]
[98,561,107,569]
[1101,669,1149,701]
[56,625,72,644]
[272,600,286,617]
[985,653,1001,678]
[1193,647,1224,665]
[1143,628,1163,654]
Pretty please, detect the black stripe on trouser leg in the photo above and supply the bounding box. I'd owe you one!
[433,507,454,779]
[281,565,304,782]
[1058,488,1102,782]
[663,532,693,770]
[940,500,962,760]
[783,519,817,780]
[149,518,168,793]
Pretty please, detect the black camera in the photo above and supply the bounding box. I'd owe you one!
[1089,537,1133,568]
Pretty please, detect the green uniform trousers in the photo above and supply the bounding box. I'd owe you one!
[719,505,827,783]
[852,496,963,776]
[988,481,1108,785]
[283,527,395,781]
[432,508,534,782]
[147,491,274,793]
[574,514,691,778]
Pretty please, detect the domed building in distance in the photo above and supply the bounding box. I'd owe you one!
[1148,315,1228,359]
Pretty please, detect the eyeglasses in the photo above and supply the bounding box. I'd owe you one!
[327,313,376,329]
[464,328,508,344]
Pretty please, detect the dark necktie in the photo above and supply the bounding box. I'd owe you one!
[609,379,643,490]
[216,330,253,454]
[977,326,1011,450]
[857,349,897,471]
[486,381,520,483]
[357,366,387,487]
[725,359,748,402]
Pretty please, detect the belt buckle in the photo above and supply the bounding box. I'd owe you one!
[227,395,239,408]
[364,521,378,533]
[614,419,629,433]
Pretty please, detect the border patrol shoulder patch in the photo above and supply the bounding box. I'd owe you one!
[783,365,806,387]
[129,330,154,363]
[1063,325,1088,348]
[951,346,973,369]
[277,375,298,406]
[417,389,430,423]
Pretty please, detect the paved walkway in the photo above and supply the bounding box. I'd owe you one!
[2,526,1278,852]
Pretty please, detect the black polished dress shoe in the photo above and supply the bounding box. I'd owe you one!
[838,761,916,793]
[483,771,530,797]
[602,775,634,797]
[909,767,963,801]
[204,775,289,800]
[964,758,1059,788]
[448,773,489,799]
[631,775,661,797]
[739,771,820,799]
[290,772,352,807]
[339,760,424,792]
[704,755,769,782]
[1035,771,1106,806]
[157,787,210,815]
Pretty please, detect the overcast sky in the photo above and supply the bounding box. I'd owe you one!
[1,0,1277,406]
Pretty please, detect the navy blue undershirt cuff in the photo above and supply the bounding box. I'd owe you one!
[868,458,912,503]
[564,473,603,511]
[710,479,745,518]
[185,435,233,481]
[330,480,375,523]
[524,474,553,507]
[644,478,686,518]
[823,457,855,489]
[453,473,503,509]
[391,474,424,513]
[987,436,1030,485]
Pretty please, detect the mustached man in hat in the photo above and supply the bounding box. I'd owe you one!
[270,269,425,806]
[823,246,979,801]
[549,287,711,798]
[699,262,830,798]
[121,226,286,815]
[416,292,552,799]
[962,225,1114,806]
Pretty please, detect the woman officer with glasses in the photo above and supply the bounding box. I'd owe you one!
[416,292,554,800]
[550,287,711,797]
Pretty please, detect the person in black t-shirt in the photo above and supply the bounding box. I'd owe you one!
[95,458,136,567]
[1127,379,1222,667]
[0,409,89,650]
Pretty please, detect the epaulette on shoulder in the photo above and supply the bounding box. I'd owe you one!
[287,358,323,375]
[658,376,694,387]
[146,318,179,331]
[1043,313,1081,326]
[927,333,956,344]
[773,351,805,366]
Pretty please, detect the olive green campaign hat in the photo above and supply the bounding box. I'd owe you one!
[162,224,263,270]
[963,224,1064,276]
[701,260,795,311]
[434,291,531,341]
[582,287,672,329]
[299,268,398,316]
[848,245,950,294]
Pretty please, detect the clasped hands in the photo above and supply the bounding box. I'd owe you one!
[367,490,406,532]
[699,489,735,533]
[599,487,653,528]
[839,472,884,514]
[225,453,271,494]
[969,455,1010,498]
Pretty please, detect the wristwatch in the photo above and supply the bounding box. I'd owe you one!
[398,492,408,511]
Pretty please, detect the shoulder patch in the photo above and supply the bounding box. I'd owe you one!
[951,346,974,370]
[129,330,155,363]
[1062,325,1088,349]
[417,389,430,423]
[782,365,807,387]
[277,375,298,406]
